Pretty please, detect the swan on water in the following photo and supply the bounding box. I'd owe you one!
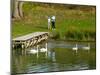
[29,45,39,54]
[40,43,48,52]
[82,43,90,50]
[72,44,78,53]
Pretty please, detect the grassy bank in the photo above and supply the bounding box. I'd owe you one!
[12,2,96,41]
[50,29,95,41]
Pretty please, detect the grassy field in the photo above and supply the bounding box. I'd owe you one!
[12,2,96,41]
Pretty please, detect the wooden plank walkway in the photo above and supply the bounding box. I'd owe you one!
[12,32,49,49]
[13,32,48,41]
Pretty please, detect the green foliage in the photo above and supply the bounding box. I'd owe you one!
[64,30,95,41]
[12,2,96,41]
[49,30,60,40]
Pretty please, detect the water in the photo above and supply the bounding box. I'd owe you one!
[11,40,96,74]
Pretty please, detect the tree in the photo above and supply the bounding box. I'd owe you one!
[11,0,24,19]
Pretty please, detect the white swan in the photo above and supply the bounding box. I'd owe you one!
[40,43,48,52]
[29,45,39,54]
[72,44,78,53]
[82,43,90,50]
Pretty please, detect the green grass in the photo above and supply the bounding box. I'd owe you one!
[12,2,96,41]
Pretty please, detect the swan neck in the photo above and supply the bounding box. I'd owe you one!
[37,45,39,50]
[46,43,47,49]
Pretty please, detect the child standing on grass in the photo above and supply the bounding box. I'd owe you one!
[48,16,51,29]
[51,16,56,30]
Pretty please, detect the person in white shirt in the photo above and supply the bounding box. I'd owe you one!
[51,16,56,30]
[48,16,51,29]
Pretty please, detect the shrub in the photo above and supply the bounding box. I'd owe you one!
[50,31,60,40]
[64,30,96,41]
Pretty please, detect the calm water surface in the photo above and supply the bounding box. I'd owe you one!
[11,40,96,74]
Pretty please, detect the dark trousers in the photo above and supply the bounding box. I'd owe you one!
[52,21,55,29]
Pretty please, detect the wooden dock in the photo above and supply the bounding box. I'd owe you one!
[12,32,49,49]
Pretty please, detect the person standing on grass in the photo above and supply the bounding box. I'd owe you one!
[48,16,51,29]
[51,16,56,30]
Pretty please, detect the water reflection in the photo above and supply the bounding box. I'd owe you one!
[48,49,56,62]
[12,41,96,74]
[40,43,48,58]
[28,45,39,58]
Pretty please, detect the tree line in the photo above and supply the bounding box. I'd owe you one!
[11,0,95,19]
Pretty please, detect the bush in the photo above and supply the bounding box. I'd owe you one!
[64,30,96,41]
[50,31,60,40]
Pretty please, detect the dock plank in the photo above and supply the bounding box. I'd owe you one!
[13,32,48,41]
